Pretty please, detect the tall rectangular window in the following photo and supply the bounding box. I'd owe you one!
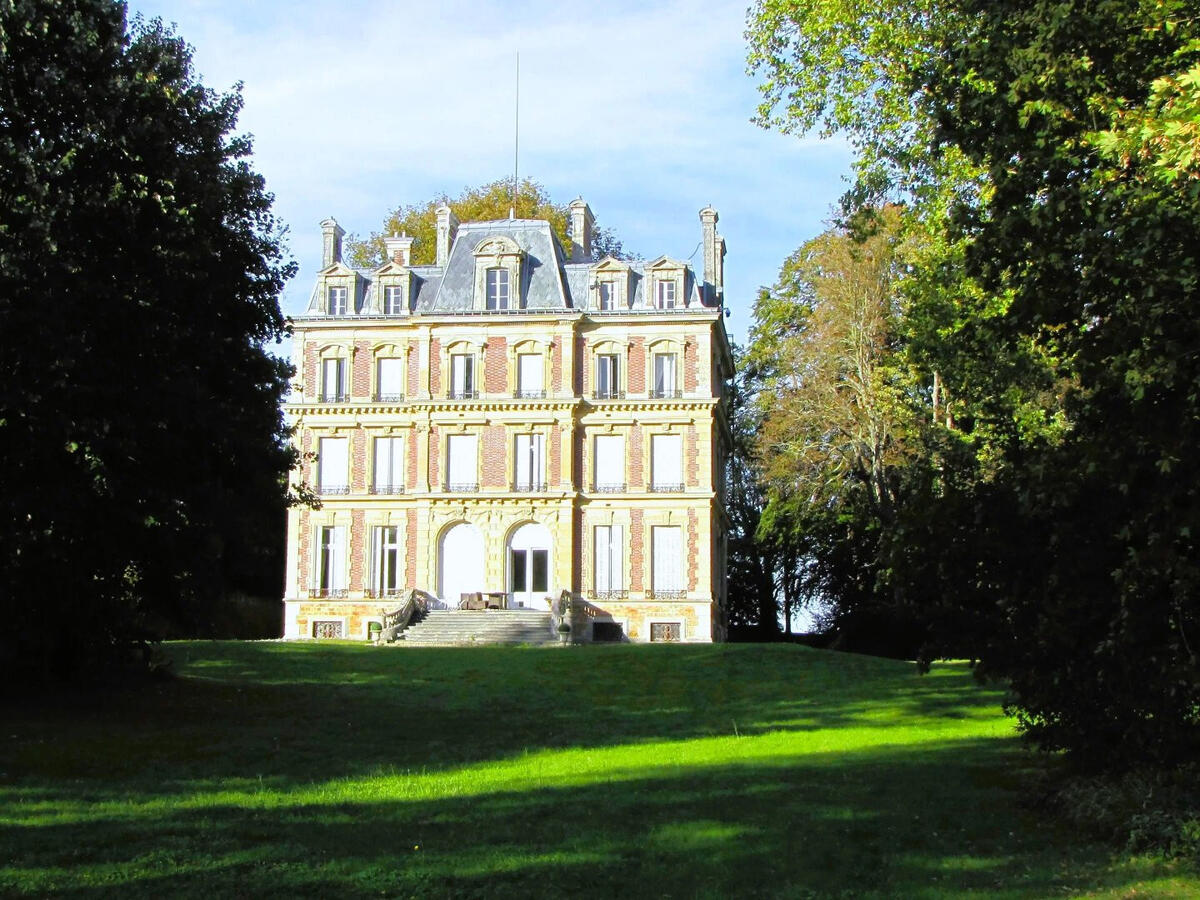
[593,435,625,492]
[373,437,404,493]
[652,526,683,594]
[327,285,348,315]
[652,353,677,398]
[655,280,676,309]
[486,268,510,310]
[598,281,618,310]
[376,358,404,401]
[320,358,346,402]
[595,354,619,399]
[371,525,400,596]
[651,434,683,491]
[384,285,404,315]
[594,525,624,594]
[517,353,544,398]
[316,525,346,594]
[513,433,544,490]
[447,434,478,491]
[450,354,475,399]
[317,437,349,494]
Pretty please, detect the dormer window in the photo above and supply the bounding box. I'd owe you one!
[486,268,510,310]
[655,280,676,309]
[327,286,348,316]
[598,281,618,310]
[384,285,404,315]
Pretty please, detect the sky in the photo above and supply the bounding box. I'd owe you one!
[126,0,854,345]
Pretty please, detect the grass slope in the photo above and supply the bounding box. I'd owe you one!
[1,642,1194,898]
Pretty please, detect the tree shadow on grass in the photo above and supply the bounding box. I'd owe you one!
[0,738,1166,899]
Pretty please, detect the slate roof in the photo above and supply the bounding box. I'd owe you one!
[303,215,718,317]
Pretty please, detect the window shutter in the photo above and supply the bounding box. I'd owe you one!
[331,527,347,590]
[652,434,682,488]
[377,358,403,399]
[318,437,348,491]
[594,435,624,489]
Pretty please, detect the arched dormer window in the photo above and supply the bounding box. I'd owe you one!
[473,236,524,311]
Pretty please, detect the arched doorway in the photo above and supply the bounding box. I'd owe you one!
[508,522,551,608]
[439,522,485,607]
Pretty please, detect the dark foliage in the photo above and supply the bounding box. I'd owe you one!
[0,1,296,680]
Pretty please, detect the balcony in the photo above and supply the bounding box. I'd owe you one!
[512,481,549,492]
[310,588,349,599]
[593,482,626,494]
[374,392,405,403]
[319,484,351,496]
[649,483,686,493]
[592,389,625,400]
[514,389,546,399]
[649,388,683,399]
[646,589,687,599]
[588,589,629,600]
[447,389,479,400]
[371,484,405,495]
[318,392,350,403]
[364,587,404,599]
[445,482,479,493]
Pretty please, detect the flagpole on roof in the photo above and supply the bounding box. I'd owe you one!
[511,52,519,220]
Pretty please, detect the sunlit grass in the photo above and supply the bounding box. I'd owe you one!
[1,642,1195,897]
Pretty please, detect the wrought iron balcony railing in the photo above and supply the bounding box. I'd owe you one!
[310,588,349,599]
[588,589,629,600]
[593,482,626,494]
[592,389,625,400]
[649,388,683,399]
[374,392,405,402]
[646,589,687,599]
[447,389,479,400]
[319,484,351,495]
[512,481,549,492]
[318,392,350,403]
[514,389,546,399]
[445,482,479,492]
[372,484,405,495]
[649,483,686,493]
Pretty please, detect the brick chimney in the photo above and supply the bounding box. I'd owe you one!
[383,233,414,267]
[436,204,459,267]
[321,217,345,269]
[568,197,594,262]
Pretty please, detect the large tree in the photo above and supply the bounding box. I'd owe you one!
[748,0,1200,766]
[346,178,631,268]
[0,1,296,678]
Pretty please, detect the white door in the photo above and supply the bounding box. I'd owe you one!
[508,522,552,608]
[439,522,485,607]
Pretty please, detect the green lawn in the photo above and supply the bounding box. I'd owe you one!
[1,642,1194,898]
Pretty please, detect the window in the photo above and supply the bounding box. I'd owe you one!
[370,526,401,596]
[376,358,404,401]
[595,354,620,399]
[516,353,544,398]
[384,285,404,315]
[486,267,510,310]
[652,526,684,596]
[652,353,677,398]
[373,437,404,494]
[450,353,476,399]
[513,433,544,490]
[447,434,478,491]
[511,549,548,593]
[320,358,347,402]
[651,434,683,492]
[317,437,349,494]
[593,435,625,492]
[593,525,624,596]
[650,622,682,642]
[598,281,618,310]
[655,280,677,309]
[315,525,346,596]
[327,285,348,315]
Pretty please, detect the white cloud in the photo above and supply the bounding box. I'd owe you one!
[130,0,854,338]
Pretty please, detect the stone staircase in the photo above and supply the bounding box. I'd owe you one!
[398,609,557,646]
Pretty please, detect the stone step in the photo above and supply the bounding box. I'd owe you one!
[398,609,557,646]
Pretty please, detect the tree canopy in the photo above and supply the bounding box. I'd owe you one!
[0,1,297,678]
[747,0,1200,767]
[346,178,632,268]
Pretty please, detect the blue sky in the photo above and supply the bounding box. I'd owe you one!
[127,0,853,344]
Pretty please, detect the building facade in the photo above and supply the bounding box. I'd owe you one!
[282,199,733,642]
